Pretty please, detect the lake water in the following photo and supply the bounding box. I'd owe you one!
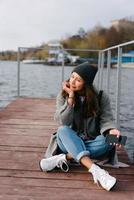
[0,61,134,163]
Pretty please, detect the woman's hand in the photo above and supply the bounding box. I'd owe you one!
[62,81,71,93]
[109,128,122,148]
[62,80,75,106]
[62,81,74,97]
[109,128,121,137]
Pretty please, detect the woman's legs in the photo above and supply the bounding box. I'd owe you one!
[56,126,116,191]
[85,135,113,159]
[40,125,93,172]
[40,126,116,191]
[80,156,93,169]
[79,135,116,191]
[57,126,97,170]
[80,135,113,169]
[56,125,90,162]
[57,126,112,169]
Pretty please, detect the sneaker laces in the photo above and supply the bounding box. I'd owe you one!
[57,159,69,172]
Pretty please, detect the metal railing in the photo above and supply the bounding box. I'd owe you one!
[100,40,134,128]
[17,40,134,129]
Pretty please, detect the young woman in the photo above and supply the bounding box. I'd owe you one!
[40,62,122,191]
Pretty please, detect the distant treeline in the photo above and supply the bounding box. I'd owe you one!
[0,18,134,60]
[61,18,134,58]
[0,51,17,61]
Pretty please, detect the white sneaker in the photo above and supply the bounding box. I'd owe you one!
[39,154,69,172]
[89,164,116,191]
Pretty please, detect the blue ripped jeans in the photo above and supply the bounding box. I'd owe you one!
[56,125,112,162]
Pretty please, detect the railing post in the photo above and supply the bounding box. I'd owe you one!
[99,51,105,90]
[61,48,65,83]
[115,47,122,129]
[17,47,21,97]
[106,50,111,95]
[97,51,101,89]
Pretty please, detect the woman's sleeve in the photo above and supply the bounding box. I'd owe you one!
[54,92,74,126]
[99,91,116,134]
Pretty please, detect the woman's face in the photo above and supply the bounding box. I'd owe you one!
[69,72,85,91]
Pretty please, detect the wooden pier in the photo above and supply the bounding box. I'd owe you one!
[0,98,134,200]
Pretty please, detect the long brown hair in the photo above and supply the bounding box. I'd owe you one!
[61,84,99,118]
[84,85,99,117]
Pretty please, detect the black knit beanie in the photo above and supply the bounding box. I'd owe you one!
[72,62,98,85]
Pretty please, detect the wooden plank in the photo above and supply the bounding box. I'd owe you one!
[0,127,55,136]
[0,175,134,191]
[0,119,57,126]
[0,169,134,181]
[0,124,58,129]
[0,134,50,147]
[0,146,45,152]
[0,188,133,200]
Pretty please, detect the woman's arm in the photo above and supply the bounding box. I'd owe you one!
[54,91,74,126]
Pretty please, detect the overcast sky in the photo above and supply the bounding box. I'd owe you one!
[0,0,134,51]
